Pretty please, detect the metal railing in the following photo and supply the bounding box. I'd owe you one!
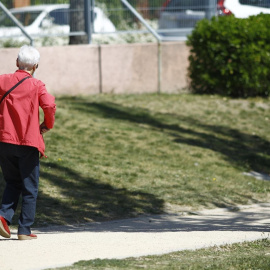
[107,0,217,41]
[0,1,33,45]
[0,0,217,46]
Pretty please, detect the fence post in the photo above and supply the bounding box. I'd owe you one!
[84,0,92,44]
[91,0,95,31]
[206,0,217,20]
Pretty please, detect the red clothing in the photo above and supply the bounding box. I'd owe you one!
[0,70,56,157]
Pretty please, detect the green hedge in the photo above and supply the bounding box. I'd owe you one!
[187,14,270,97]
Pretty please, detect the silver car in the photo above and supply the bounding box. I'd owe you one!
[158,0,270,37]
[158,0,213,37]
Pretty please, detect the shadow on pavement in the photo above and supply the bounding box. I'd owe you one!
[35,203,270,234]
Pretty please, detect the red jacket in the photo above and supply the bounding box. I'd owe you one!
[0,70,56,157]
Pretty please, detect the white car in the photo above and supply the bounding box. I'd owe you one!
[222,0,270,18]
[0,4,116,40]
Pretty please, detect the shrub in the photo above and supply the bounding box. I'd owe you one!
[187,14,270,97]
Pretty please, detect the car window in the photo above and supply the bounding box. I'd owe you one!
[164,0,209,11]
[0,14,13,27]
[48,8,69,25]
[239,0,270,8]
[0,11,42,27]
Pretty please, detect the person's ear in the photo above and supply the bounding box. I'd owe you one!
[32,64,38,72]
[16,58,19,68]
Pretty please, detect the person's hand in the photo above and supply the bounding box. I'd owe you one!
[40,122,50,134]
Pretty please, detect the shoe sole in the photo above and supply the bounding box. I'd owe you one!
[0,219,11,238]
[18,235,37,240]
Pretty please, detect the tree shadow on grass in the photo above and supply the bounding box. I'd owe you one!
[35,162,164,227]
[2,96,268,227]
[61,96,270,174]
[172,124,270,174]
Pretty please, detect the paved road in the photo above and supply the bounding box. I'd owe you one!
[0,203,269,270]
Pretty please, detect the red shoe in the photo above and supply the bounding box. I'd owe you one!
[0,216,11,238]
[18,234,37,240]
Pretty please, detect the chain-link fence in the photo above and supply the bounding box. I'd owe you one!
[0,0,219,46]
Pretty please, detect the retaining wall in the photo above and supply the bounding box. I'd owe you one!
[0,42,189,95]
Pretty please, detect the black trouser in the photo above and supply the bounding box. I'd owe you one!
[0,142,39,235]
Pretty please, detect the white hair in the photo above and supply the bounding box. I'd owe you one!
[17,45,40,70]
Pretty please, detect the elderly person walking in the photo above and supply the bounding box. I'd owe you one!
[0,45,56,240]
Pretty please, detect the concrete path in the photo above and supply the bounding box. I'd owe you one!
[0,203,269,270]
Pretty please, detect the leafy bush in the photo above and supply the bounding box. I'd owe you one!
[187,14,270,97]
[0,39,27,48]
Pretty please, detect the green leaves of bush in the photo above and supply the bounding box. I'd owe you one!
[187,14,270,97]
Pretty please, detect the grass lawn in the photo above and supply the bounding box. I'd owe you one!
[0,93,269,226]
[49,239,270,270]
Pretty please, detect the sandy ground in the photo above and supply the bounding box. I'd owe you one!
[0,203,269,270]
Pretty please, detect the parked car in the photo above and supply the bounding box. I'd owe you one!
[158,0,270,37]
[0,4,116,40]
[159,0,211,31]
[223,0,270,18]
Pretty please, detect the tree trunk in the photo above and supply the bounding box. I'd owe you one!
[69,0,88,45]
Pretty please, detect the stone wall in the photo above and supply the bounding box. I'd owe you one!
[0,42,190,95]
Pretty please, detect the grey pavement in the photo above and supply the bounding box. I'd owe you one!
[0,203,269,270]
